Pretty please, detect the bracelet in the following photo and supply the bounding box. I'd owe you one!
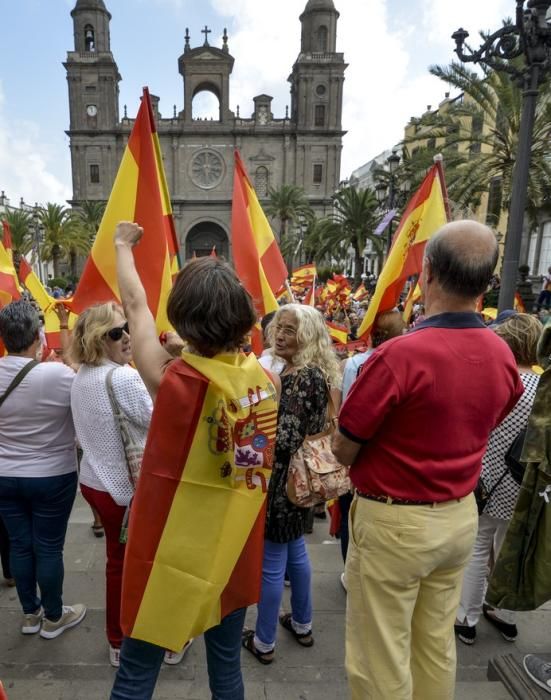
[59,325,69,330]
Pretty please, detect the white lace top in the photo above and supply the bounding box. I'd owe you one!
[71,361,153,506]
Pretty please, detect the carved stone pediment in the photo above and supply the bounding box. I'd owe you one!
[249,148,276,163]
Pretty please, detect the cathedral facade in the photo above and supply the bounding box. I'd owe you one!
[65,0,346,259]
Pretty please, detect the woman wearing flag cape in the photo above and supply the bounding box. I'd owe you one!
[110,222,280,700]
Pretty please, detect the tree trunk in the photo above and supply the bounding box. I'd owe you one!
[13,251,21,277]
[70,250,78,279]
[53,247,61,279]
[353,242,363,288]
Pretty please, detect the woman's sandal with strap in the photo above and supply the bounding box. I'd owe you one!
[241,629,274,665]
[278,613,314,647]
[91,524,104,539]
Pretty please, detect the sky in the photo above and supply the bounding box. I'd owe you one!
[0,0,514,207]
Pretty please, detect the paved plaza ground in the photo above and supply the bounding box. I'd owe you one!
[0,494,550,699]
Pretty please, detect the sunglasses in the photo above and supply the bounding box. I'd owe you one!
[106,322,129,341]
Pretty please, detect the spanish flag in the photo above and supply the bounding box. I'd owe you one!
[70,88,175,331]
[231,151,287,353]
[352,283,369,302]
[121,352,277,651]
[326,320,348,345]
[291,263,316,289]
[357,161,448,339]
[16,256,76,350]
[0,225,21,307]
[402,282,422,324]
[303,276,316,307]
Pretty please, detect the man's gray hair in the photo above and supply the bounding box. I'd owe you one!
[425,229,498,299]
[0,300,40,353]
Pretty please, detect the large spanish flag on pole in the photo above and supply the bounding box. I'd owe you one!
[231,151,287,353]
[357,158,449,340]
[121,353,277,651]
[70,88,175,331]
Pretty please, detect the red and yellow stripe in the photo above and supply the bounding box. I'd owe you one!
[357,162,448,339]
[231,151,287,353]
[121,352,277,651]
[70,88,175,332]
[326,320,348,345]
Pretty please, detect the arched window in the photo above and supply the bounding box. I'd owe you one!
[316,26,328,52]
[192,87,221,121]
[84,25,95,52]
[255,167,269,197]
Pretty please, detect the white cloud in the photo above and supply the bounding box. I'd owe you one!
[0,83,71,206]
[421,0,514,46]
[210,0,449,175]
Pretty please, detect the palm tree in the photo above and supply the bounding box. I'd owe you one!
[38,203,82,279]
[1,208,34,273]
[265,184,313,245]
[76,200,105,240]
[314,186,382,287]
[404,57,551,222]
[70,200,105,278]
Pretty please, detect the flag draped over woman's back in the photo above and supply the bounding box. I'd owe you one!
[121,352,278,651]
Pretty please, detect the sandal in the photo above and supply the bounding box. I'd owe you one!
[278,613,314,647]
[91,524,104,538]
[241,629,274,665]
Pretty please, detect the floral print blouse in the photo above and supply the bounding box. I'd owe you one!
[265,366,328,543]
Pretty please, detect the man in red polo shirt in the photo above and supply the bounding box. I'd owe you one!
[332,220,523,700]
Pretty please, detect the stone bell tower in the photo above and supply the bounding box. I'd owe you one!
[64,0,121,203]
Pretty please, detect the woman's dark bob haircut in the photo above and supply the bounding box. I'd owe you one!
[167,257,256,357]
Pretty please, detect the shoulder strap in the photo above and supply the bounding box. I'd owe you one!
[105,367,123,418]
[0,359,39,409]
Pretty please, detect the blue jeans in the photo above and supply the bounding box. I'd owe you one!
[110,607,247,700]
[256,537,312,647]
[0,472,77,619]
[0,514,11,579]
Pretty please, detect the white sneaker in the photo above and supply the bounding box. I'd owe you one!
[340,572,347,592]
[21,607,44,634]
[40,604,87,639]
[164,638,193,665]
[109,646,121,668]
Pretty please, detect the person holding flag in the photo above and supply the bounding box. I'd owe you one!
[110,222,280,700]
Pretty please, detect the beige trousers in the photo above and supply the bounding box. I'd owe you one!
[345,494,478,700]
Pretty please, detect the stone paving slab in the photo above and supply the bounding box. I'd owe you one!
[0,495,549,699]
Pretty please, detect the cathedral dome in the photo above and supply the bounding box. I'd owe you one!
[72,0,109,12]
[302,0,337,13]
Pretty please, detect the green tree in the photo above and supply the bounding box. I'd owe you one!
[70,200,105,278]
[404,57,551,222]
[314,186,382,287]
[38,203,88,279]
[1,208,34,273]
[265,184,313,262]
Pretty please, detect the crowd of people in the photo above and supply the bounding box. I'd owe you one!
[0,218,550,700]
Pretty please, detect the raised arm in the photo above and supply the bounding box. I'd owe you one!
[114,221,172,400]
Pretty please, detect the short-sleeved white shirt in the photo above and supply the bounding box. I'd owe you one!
[0,356,77,477]
[71,361,152,506]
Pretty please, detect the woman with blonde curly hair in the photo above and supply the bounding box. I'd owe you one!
[242,303,341,664]
[69,302,155,668]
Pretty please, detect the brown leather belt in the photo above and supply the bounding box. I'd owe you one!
[356,492,438,506]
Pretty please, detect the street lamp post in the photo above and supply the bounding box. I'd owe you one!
[32,204,44,284]
[375,150,410,255]
[452,0,551,312]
